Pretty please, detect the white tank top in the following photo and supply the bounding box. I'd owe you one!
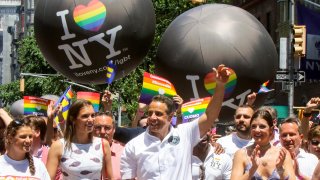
[60,137,103,180]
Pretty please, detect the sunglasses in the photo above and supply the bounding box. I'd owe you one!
[311,140,320,146]
[235,114,251,119]
[12,120,24,126]
[94,125,112,131]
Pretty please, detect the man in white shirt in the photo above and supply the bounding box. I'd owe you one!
[192,132,232,180]
[120,65,230,180]
[279,117,318,179]
[216,105,254,158]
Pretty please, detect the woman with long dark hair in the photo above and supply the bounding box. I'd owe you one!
[46,99,113,179]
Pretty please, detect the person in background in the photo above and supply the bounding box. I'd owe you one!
[0,108,13,154]
[231,109,295,180]
[312,160,320,180]
[307,125,320,159]
[0,118,50,179]
[216,104,254,158]
[279,117,318,179]
[94,111,124,180]
[120,64,230,179]
[300,97,320,142]
[46,99,114,180]
[192,131,232,180]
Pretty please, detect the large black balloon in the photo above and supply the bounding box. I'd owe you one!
[156,4,277,123]
[35,0,155,84]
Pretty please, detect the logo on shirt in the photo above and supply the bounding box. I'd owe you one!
[168,135,180,145]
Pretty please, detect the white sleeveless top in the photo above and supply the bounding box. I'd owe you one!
[60,137,103,180]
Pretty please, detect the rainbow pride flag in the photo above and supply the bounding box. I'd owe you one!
[139,72,177,104]
[181,97,211,123]
[77,92,100,112]
[24,96,51,116]
[258,80,274,94]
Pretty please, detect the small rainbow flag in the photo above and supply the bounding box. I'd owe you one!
[77,92,100,112]
[258,80,274,94]
[54,86,74,125]
[24,96,51,116]
[139,72,177,104]
[181,97,211,123]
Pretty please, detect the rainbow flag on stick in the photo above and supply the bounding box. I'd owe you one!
[139,72,177,104]
[258,80,274,94]
[24,96,51,116]
[181,97,211,123]
[77,92,100,112]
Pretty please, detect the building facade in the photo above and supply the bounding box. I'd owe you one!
[0,0,20,85]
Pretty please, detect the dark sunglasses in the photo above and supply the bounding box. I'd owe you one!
[235,114,251,119]
[12,120,24,126]
[311,140,320,146]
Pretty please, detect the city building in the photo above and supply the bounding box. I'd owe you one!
[0,0,20,85]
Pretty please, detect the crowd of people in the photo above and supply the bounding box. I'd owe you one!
[0,64,320,180]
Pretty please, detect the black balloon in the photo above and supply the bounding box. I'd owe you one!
[156,4,277,123]
[35,0,155,84]
[10,99,24,118]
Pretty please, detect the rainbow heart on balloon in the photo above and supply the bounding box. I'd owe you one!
[204,68,237,98]
[73,0,107,32]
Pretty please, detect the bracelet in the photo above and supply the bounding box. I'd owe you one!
[303,112,312,118]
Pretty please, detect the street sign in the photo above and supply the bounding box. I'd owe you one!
[275,70,305,82]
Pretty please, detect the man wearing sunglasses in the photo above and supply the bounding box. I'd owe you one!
[279,117,318,179]
[93,112,124,180]
[216,104,254,158]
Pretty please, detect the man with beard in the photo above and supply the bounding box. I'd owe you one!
[279,117,318,179]
[216,105,254,158]
[120,65,230,180]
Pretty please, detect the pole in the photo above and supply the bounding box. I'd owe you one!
[118,92,122,127]
[288,0,295,116]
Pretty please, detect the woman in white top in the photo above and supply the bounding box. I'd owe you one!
[0,118,50,179]
[46,99,113,180]
[231,109,295,180]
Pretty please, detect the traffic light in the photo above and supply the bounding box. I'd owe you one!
[292,25,306,57]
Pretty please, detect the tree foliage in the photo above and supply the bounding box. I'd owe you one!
[0,0,230,125]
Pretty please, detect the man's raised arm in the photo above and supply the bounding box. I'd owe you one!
[198,64,230,137]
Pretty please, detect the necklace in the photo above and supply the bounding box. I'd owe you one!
[258,143,271,151]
